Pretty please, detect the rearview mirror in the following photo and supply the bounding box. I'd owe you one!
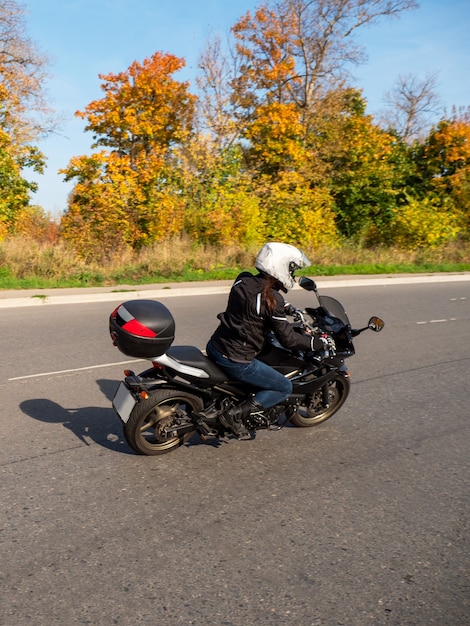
[368,316,384,332]
[298,276,317,291]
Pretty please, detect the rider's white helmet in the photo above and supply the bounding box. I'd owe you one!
[255,242,311,292]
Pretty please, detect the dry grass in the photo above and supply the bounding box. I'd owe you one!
[1,235,469,288]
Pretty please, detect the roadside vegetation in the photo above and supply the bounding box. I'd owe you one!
[1,236,468,289]
[0,1,469,290]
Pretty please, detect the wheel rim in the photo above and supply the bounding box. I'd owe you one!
[297,377,348,424]
[136,398,194,452]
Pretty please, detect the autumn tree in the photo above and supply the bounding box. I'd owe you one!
[180,139,265,246]
[229,0,418,115]
[198,0,417,155]
[58,0,463,255]
[0,0,52,236]
[194,0,420,246]
[0,128,31,237]
[312,89,415,241]
[60,52,196,257]
[419,109,470,197]
[400,108,470,244]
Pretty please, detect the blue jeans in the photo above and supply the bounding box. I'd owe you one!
[206,341,292,408]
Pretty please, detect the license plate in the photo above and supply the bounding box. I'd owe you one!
[112,382,137,424]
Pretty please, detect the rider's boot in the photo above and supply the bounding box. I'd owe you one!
[220,398,264,437]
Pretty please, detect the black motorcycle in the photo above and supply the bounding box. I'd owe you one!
[109,277,384,455]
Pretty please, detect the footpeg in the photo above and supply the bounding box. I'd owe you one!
[197,420,218,439]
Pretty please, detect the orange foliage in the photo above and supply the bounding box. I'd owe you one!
[11,206,59,244]
[60,52,195,255]
[231,5,299,101]
[76,52,195,157]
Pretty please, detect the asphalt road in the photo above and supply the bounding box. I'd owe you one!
[1,277,469,626]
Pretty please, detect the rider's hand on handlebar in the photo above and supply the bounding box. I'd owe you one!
[305,350,323,362]
[284,303,297,317]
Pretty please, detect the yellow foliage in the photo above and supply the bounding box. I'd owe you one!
[184,174,265,246]
[391,196,462,249]
[140,189,186,243]
[261,171,339,247]
[245,103,305,168]
[0,218,8,241]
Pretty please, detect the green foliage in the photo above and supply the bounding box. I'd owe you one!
[308,90,407,242]
[0,130,46,238]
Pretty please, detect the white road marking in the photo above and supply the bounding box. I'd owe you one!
[416,318,458,325]
[7,276,467,379]
[8,359,145,381]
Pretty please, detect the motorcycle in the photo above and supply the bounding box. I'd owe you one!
[109,277,384,455]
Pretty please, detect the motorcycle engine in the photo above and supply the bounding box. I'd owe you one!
[244,406,284,430]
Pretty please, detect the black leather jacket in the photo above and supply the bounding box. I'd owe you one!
[209,272,314,362]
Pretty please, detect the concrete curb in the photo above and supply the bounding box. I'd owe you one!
[0,273,469,309]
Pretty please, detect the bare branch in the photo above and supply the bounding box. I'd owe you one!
[0,0,54,145]
[381,72,443,142]
[226,0,419,116]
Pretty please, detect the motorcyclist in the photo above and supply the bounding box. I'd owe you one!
[206,242,316,436]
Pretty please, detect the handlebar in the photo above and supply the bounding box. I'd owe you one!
[285,303,337,358]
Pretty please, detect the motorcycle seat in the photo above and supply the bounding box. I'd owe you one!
[167,346,227,383]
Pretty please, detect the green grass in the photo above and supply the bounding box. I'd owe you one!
[1,261,468,290]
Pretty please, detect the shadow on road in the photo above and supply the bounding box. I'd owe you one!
[20,379,239,454]
[19,379,134,454]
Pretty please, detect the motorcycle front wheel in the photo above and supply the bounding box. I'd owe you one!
[291,374,350,427]
[124,389,203,455]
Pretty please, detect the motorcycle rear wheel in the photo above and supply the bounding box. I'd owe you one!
[291,374,350,427]
[124,389,203,455]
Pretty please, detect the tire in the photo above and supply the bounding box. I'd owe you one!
[123,389,203,455]
[291,373,350,427]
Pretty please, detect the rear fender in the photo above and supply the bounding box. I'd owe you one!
[126,374,211,399]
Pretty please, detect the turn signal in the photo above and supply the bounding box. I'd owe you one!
[123,369,135,377]
[140,390,149,400]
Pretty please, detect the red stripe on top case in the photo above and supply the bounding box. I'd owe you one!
[122,319,157,337]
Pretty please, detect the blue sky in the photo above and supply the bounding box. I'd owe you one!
[24,0,470,217]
